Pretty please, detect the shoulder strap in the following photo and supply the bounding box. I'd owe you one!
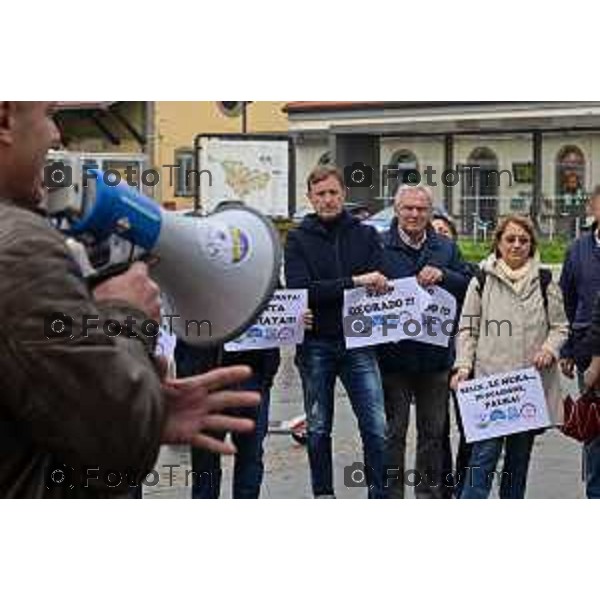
[539,268,552,315]
[474,267,486,297]
[475,266,552,316]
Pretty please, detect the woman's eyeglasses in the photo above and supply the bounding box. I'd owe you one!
[503,235,531,245]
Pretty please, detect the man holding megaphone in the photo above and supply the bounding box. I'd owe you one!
[0,101,263,498]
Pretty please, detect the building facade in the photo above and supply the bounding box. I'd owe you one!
[286,102,600,238]
[152,101,288,209]
[55,101,289,210]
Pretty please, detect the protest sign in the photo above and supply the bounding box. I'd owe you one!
[155,328,177,362]
[224,289,308,352]
[342,278,431,349]
[413,286,457,349]
[456,368,551,443]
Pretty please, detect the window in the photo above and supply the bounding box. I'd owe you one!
[217,101,244,117]
[461,147,500,234]
[386,149,419,197]
[103,159,144,190]
[556,145,586,212]
[174,150,195,197]
[318,151,332,166]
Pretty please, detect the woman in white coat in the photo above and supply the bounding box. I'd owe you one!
[451,216,568,499]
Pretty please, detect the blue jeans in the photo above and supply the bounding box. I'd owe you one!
[190,377,271,499]
[460,432,535,499]
[295,339,387,499]
[585,436,600,499]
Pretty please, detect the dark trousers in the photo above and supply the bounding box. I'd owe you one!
[382,370,451,499]
[190,375,271,499]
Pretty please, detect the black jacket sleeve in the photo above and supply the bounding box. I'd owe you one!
[439,243,471,304]
[585,293,600,357]
[559,244,578,359]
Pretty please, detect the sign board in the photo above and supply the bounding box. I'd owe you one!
[198,136,290,217]
[224,290,308,352]
[456,368,551,443]
[342,278,431,349]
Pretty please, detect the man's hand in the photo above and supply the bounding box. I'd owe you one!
[417,266,444,288]
[584,357,600,391]
[450,368,471,391]
[303,309,314,331]
[93,262,161,321]
[161,366,260,455]
[533,349,556,371]
[353,271,389,294]
[560,358,576,379]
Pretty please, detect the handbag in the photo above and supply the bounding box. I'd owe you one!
[561,390,600,444]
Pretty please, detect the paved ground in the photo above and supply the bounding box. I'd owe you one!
[220,346,587,499]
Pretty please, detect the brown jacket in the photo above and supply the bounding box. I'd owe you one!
[0,200,164,498]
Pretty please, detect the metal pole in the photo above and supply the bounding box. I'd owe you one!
[242,101,248,134]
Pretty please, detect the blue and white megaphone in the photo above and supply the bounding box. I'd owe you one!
[59,170,282,347]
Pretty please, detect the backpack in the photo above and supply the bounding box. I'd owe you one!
[474,267,552,317]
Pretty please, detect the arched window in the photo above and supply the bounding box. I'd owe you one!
[556,145,586,212]
[387,149,419,196]
[461,147,499,234]
[468,147,498,168]
[216,101,244,117]
[318,151,332,166]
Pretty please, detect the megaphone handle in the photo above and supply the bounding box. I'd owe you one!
[87,252,155,288]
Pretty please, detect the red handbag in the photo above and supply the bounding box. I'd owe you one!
[562,390,600,443]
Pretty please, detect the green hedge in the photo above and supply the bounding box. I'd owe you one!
[459,239,568,264]
[275,220,569,265]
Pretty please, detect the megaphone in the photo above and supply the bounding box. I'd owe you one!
[59,170,281,347]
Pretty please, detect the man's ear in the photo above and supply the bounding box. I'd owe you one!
[0,101,16,145]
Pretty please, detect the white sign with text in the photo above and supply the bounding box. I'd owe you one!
[343,278,431,349]
[224,290,308,352]
[413,286,458,349]
[456,368,551,443]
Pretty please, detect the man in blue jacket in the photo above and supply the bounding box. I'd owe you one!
[559,186,600,499]
[378,185,470,499]
[285,166,389,499]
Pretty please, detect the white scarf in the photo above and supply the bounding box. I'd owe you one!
[496,258,534,295]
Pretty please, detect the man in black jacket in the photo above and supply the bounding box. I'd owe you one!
[285,166,389,499]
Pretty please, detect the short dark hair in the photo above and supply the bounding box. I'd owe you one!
[306,165,345,193]
[432,213,458,240]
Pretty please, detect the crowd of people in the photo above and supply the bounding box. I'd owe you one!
[177,165,600,500]
[2,101,600,499]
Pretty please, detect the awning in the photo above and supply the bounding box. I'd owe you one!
[54,101,146,147]
[55,101,117,111]
[286,102,600,137]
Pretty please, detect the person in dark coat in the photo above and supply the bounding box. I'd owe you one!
[285,165,389,499]
[378,186,471,499]
[560,186,600,499]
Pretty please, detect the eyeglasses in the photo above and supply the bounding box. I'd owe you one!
[502,235,531,245]
[399,206,429,214]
